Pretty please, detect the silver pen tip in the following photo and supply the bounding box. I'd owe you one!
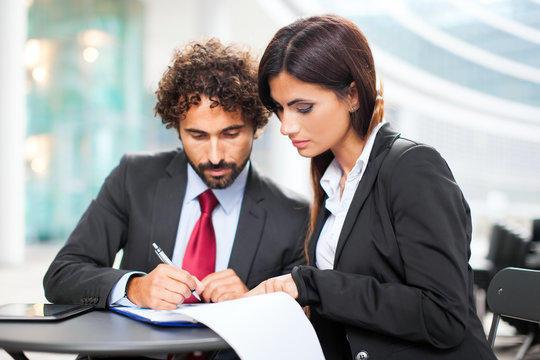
[152,243,159,250]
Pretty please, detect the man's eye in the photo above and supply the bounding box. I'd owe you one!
[297,104,313,113]
[192,134,205,139]
[224,131,239,138]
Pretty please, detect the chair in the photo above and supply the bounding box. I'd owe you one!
[487,267,540,360]
[473,224,531,320]
[533,219,540,242]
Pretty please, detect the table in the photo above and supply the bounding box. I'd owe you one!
[0,309,229,359]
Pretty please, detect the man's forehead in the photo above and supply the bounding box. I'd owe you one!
[181,110,247,130]
[179,94,252,132]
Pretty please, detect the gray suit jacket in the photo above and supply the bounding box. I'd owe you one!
[44,150,309,308]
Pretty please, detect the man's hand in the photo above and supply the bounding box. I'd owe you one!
[244,274,298,299]
[200,269,248,303]
[126,264,201,309]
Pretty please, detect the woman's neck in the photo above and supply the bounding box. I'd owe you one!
[332,129,367,179]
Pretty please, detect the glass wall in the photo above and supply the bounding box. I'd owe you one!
[24,0,540,246]
[307,0,540,241]
[25,0,149,241]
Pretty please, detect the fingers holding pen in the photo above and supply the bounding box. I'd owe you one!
[126,264,199,309]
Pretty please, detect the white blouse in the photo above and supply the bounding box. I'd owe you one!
[315,122,384,270]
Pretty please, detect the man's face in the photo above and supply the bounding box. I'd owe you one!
[179,95,255,189]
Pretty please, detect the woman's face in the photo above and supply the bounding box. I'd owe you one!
[268,71,356,158]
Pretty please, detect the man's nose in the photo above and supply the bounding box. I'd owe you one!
[207,138,224,164]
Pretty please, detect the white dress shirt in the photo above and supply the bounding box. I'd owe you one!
[109,161,249,306]
[316,122,384,270]
[172,161,249,270]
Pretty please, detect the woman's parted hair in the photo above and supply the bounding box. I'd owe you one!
[258,15,384,249]
[155,38,269,132]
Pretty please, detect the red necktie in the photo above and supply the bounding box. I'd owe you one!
[182,189,219,303]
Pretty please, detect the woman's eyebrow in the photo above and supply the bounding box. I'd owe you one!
[287,98,312,106]
[270,97,312,107]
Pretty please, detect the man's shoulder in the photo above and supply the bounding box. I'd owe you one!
[107,149,187,185]
[122,149,182,165]
[119,149,184,172]
[250,169,309,209]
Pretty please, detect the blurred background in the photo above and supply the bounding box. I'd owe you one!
[0,0,540,357]
[3,0,538,249]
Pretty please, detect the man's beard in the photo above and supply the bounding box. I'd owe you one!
[187,157,249,189]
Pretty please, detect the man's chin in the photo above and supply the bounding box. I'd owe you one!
[203,174,233,189]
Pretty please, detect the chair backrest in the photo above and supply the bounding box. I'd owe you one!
[533,219,540,242]
[499,231,530,270]
[487,224,531,273]
[486,223,505,264]
[486,267,540,347]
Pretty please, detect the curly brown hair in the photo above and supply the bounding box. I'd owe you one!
[154,38,269,132]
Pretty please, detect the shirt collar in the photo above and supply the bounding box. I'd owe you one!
[185,161,250,214]
[320,120,385,198]
[320,159,342,200]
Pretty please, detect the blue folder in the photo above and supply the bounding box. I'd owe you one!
[110,306,205,327]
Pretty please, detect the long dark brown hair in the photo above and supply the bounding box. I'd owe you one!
[258,15,384,252]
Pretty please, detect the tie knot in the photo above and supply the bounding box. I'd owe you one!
[198,189,219,214]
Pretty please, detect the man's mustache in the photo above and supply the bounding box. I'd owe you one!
[198,161,236,172]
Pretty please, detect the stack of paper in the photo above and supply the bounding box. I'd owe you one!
[112,292,324,360]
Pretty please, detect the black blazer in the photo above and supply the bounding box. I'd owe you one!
[292,124,496,360]
[44,150,309,308]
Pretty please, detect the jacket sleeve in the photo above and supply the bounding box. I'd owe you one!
[43,155,132,309]
[292,145,472,349]
[281,201,310,275]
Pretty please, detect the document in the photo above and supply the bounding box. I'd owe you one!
[181,292,324,360]
[111,292,324,359]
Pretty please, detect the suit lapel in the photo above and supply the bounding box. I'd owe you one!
[227,167,266,284]
[148,151,188,268]
[308,207,330,265]
[333,124,401,266]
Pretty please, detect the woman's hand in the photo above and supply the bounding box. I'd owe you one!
[244,274,299,299]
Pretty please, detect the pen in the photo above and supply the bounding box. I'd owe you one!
[152,242,201,301]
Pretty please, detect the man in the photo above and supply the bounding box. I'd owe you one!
[43,39,309,310]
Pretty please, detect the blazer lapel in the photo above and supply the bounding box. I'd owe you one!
[227,167,266,284]
[148,151,188,268]
[333,124,401,265]
[308,206,330,265]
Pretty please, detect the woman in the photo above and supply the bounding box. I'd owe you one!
[247,15,496,360]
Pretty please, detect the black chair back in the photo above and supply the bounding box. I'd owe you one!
[487,267,540,353]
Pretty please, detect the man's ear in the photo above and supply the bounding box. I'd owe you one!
[254,127,263,140]
[348,82,360,110]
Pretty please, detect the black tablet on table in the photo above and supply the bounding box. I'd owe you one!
[0,303,93,321]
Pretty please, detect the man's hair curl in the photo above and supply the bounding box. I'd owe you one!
[155,38,269,132]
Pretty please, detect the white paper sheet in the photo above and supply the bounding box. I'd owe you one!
[180,292,324,360]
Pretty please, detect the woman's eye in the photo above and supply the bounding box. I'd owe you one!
[297,104,313,113]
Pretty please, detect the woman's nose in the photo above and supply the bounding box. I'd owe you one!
[279,114,299,136]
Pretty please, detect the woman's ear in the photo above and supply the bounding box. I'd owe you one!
[348,82,360,110]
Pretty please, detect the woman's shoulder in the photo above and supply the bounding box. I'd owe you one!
[379,136,456,189]
[385,137,446,169]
